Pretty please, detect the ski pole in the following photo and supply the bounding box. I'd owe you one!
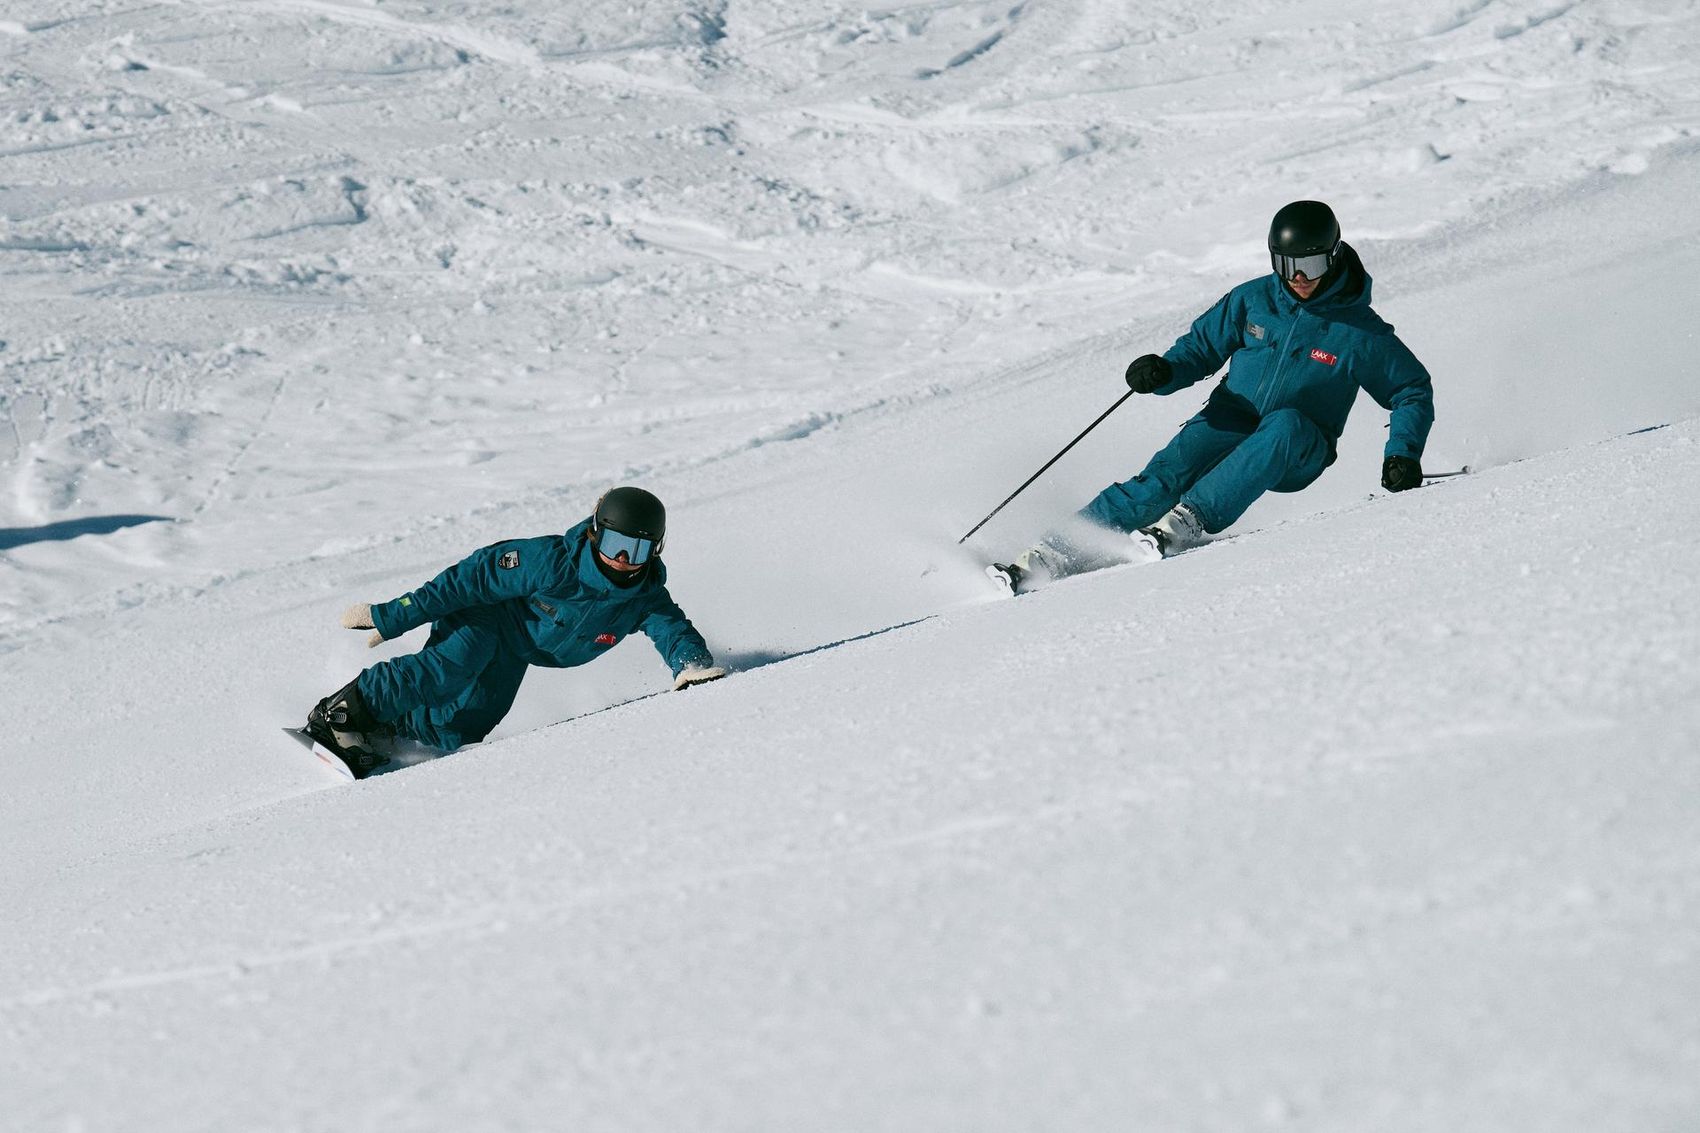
[958,390,1135,544]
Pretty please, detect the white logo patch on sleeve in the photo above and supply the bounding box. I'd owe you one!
[499,550,520,570]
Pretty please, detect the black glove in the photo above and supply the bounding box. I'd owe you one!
[1382,455,1423,493]
[1124,354,1172,394]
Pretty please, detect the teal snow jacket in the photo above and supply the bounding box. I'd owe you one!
[368,519,713,676]
[1154,245,1434,461]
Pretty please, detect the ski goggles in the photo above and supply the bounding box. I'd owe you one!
[597,527,656,565]
[1271,244,1338,282]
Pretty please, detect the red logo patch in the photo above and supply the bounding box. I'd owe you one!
[595,633,617,646]
[1309,348,1338,366]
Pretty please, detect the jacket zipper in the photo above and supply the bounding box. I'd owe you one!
[1262,307,1305,413]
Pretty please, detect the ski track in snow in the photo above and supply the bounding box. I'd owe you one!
[2,0,1700,1129]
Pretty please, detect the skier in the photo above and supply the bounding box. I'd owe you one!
[989,200,1434,593]
[305,486,725,777]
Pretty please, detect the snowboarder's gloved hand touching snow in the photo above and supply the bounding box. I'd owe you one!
[341,603,385,648]
[1381,455,1423,493]
[1124,354,1173,394]
[672,665,726,691]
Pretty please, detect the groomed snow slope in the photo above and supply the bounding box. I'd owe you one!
[3,1,1700,1129]
[9,417,1700,1132]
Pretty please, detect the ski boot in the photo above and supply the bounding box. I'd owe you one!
[985,559,1028,596]
[305,678,393,780]
[1132,502,1208,561]
[985,536,1082,596]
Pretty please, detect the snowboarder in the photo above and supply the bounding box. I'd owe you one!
[989,200,1434,593]
[305,486,725,777]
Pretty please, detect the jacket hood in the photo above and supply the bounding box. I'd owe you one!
[1274,241,1372,312]
[566,518,667,595]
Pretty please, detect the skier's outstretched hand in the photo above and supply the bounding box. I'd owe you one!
[1381,455,1423,493]
[672,665,727,691]
[341,602,385,648]
[1124,354,1172,394]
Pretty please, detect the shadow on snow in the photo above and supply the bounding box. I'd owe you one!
[0,514,173,551]
[535,615,940,734]
[356,616,941,778]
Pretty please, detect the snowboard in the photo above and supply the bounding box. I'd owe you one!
[282,727,358,782]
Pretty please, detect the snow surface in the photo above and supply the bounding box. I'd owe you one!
[4,1,1700,1128]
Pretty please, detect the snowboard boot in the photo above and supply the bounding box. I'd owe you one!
[305,678,392,780]
[1132,502,1208,561]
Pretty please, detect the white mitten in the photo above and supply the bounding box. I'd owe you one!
[341,603,384,648]
[672,665,727,691]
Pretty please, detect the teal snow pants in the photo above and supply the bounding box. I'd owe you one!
[356,606,530,752]
[1082,405,1331,535]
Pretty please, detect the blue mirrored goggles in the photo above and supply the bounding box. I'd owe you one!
[1271,245,1337,282]
[597,527,656,565]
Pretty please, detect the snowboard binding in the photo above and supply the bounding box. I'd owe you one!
[305,679,392,779]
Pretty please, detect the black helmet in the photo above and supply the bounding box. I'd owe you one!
[1268,200,1341,287]
[591,486,666,566]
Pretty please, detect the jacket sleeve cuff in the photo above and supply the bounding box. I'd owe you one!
[671,651,715,677]
[371,595,422,641]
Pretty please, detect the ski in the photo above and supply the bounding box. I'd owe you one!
[980,465,1474,597]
